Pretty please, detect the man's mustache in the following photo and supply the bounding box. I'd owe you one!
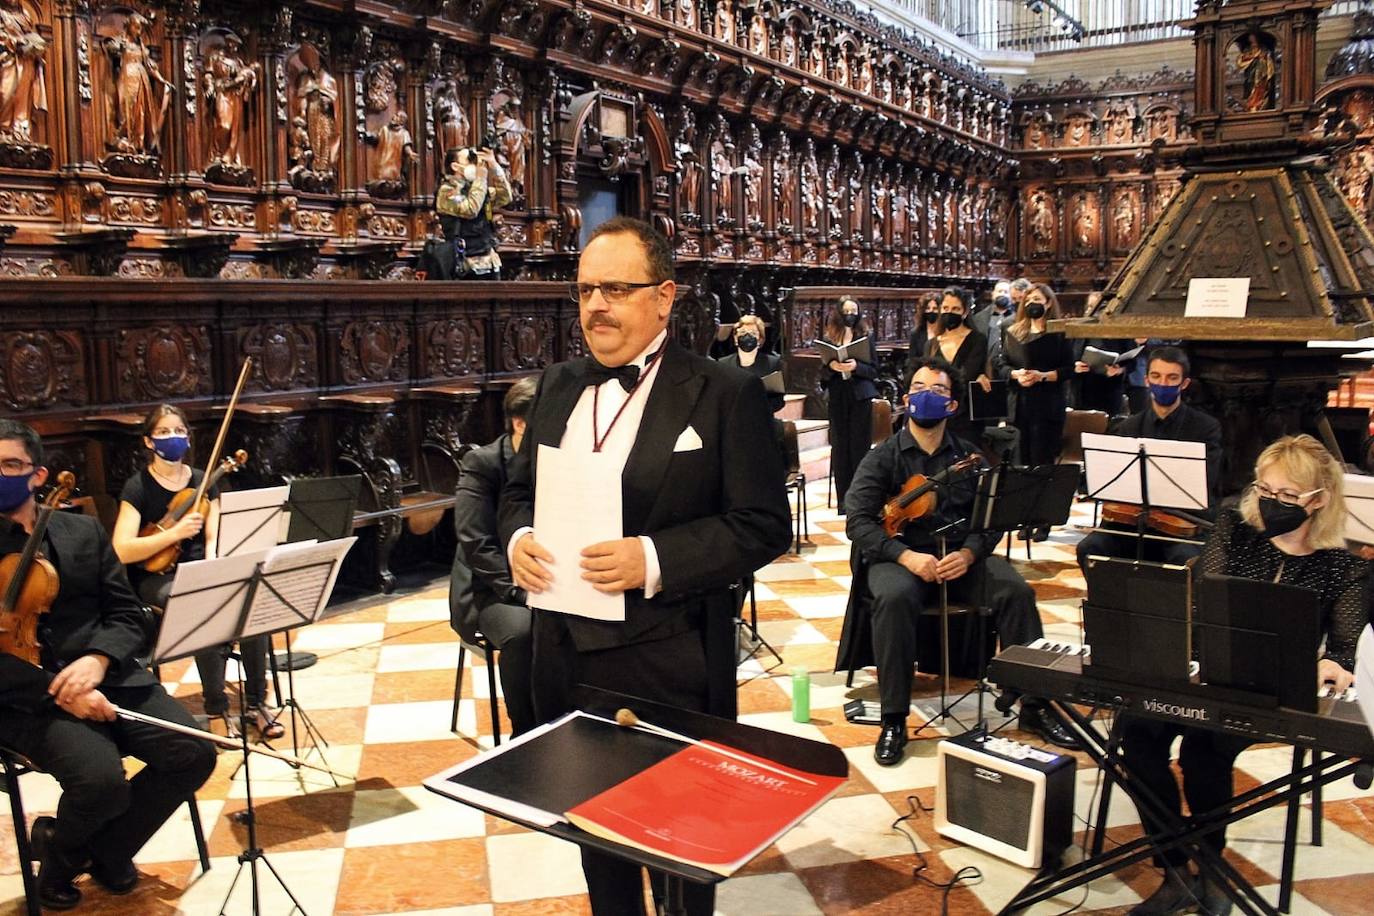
[585,314,621,329]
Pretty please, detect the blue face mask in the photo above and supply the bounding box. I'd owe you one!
[151,435,191,462]
[907,390,953,428]
[0,471,35,513]
[1149,383,1182,407]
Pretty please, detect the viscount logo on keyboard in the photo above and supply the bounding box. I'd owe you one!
[1142,698,1210,721]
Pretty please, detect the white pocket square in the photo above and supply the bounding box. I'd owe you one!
[673,425,703,452]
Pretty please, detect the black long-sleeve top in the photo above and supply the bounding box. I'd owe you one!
[819,334,879,402]
[718,351,785,414]
[927,329,989,411]
[1198,508,1369,670]
[844,426,1000,564]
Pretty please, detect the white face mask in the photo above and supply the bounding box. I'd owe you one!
[462,163,478,182]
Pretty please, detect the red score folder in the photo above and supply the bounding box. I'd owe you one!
[566,739,844,876]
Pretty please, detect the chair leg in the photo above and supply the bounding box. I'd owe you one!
[801,475,809,544]
[3,755,39,916]
[187,796,211,875]
[1312,750,1323,846]
[792,481,802,554]
[450,644,467,734]
[485,649,502,747]
[1279,745,1305,913]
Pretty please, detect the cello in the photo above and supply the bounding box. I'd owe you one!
[0,471,76,665]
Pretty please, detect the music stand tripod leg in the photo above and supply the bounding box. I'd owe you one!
[735,575,784,669]
[279,631,337,788]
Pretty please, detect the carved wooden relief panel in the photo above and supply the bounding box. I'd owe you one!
[239,322,319,391]
[339,319,410,384]
[0,329,85,412]
[115,324,212,402]
[422,317,487,379]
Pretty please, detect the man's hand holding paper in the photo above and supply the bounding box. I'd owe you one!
[580,537,646,593]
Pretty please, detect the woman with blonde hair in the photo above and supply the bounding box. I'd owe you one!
[1121,434,1369,916]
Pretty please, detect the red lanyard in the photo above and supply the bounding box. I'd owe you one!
[591,344,666,452]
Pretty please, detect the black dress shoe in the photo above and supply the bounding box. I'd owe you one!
[32,816,83,911]
[1019,703,1082,750]
[90,855,139,894]
[1128,866,1197,915]
[1192,876,1233,916]
[873,723,908,766]
[1032,526,1051,542]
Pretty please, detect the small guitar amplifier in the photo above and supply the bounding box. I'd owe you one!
[935,731,1076,868]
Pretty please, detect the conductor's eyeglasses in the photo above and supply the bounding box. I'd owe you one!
[1254,483,1322,507]
[569,281,661,303]
[0,459,34,477]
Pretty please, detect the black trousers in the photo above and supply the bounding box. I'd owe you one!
[532,614,715,916]
[477,600,535,737]
[1076,525,1202,570]
[0,683,217,866]
[867,556,1042,717]
[1013,389,1066,467]
[139,573,271,712]
[829,392,873,508]
[1119,716,1253,867]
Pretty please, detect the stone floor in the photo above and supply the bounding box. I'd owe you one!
[0,480,1371,914]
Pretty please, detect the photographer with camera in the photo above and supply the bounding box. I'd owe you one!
[433,142,512,279]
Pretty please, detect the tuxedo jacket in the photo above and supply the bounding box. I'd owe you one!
[499,340,792,653]
[450,434,522,642]
[0,511,155,713]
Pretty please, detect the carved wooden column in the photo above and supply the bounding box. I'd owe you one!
[53,1,87,172]
[335,22,370,237]
[258,5,293,194]
[162,7,196,183]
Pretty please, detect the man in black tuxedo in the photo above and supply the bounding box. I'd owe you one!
[0,419,216,911]
[1076,346,1222,569]
[450,375,538,736]
[500,216,791,916]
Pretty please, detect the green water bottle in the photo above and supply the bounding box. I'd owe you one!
[791,666,811,723]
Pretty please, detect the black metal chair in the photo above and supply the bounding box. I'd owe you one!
[781,421,809,554]
[450,632,503,747]
[0,745,211,916]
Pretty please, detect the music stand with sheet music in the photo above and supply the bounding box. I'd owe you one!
[1081,433,1209,562]
[154,539,353,916]
[217,486,290,560]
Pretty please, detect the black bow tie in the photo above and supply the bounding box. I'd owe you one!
[585,360,641,392]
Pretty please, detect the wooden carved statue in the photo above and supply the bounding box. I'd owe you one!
[1104,102,1134,145]
[674,111,700,217]
[103,13,174,156]
[433,81,469,175]
[370,110,416,184]
[715,0,734,44]
[1028,188,1054,255]
[780,24,797,66]
[833,49,848,86]
[741,146,762,228]
[890,182,907,244]
[1146,106,1176,142]
[295,43,339,174]
[808,38,824,78]
[927,186,941,250]
[1112,190,1136,250]
[1064,113,1092,148]
[856,58,873,95]
[677,0,696,30]
[1025,114,1046,149]
[495,100,527,198]
[287,113,313,181]
[800,148,820,231]
[711,137,735,224]
[0,0,46,145]
[944,188,958,248]
[204,33,259,180]
[957,190,972,251]
[1339,149,1374,220]
[870,177,886,243]
[1235,32,1276,112]
[747,14,766,56]
[773,143,794,229]
[1072,192,1097,252]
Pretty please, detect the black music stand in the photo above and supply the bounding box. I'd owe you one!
[424,687,847,916]
[968,462,1080,562]
[271,476,361,673]
[1082,434,1208,562]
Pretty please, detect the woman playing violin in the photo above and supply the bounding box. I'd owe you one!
[1122,434,1370,916]
[0,419,215,909]
[111,404,281,741]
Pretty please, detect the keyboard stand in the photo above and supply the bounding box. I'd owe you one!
[1003,700,1363,916]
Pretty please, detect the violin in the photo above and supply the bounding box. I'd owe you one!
[139,449,248,574]
[0,471,77,665]
[882,454,983,538]
[1101,502,1201,539]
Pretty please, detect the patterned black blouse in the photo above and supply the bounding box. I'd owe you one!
[1198,508,1370,670]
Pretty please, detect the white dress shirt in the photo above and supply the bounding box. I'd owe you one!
[509,328,669,598]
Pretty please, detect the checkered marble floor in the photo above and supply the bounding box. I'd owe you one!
[1,482,1371,915]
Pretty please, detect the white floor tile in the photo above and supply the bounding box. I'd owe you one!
[290,622,388,652]
[774,793,915,868]
[485,831,588,902]
[346,785,485,847]
[715,871,823,915]
[364,700,466,744]
[377,643,463,673]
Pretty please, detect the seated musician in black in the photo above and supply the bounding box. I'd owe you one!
[1076,346,1223,570]
[451,376,537,736]
[842,357,1077,766]
[0,419,216,910]
[1123,434,1367,916]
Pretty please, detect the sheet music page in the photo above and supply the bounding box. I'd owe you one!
[217,486,289,556]
[1344,473,1374,544]
[154,550,270,663]
[530,444,626,621]
[1082,433,1207,511]
[241,536,357,638]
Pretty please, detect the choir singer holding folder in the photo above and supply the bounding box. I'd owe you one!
[500,216,791,916]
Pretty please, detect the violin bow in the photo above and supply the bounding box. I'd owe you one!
[189,357,252,510]
[114,705,350,779]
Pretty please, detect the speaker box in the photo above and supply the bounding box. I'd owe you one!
[935,731,1076,869]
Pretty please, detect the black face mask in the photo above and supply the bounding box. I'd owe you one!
[924,310,939,323]
[1258,497,1310,538]
[940,313,964,331]
[737,333,758,353]
[842,313,860,328]
[993,294,1012,310]
[1026,302,1046,320]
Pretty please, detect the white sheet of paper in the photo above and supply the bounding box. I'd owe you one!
[1082,432,1208,511]
[241,536,357,638]
[1344,473,1374,544]
[1185,277,1250,318]
[530,444,626,621]
[154,550,271,663]
[216,486,290,557]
